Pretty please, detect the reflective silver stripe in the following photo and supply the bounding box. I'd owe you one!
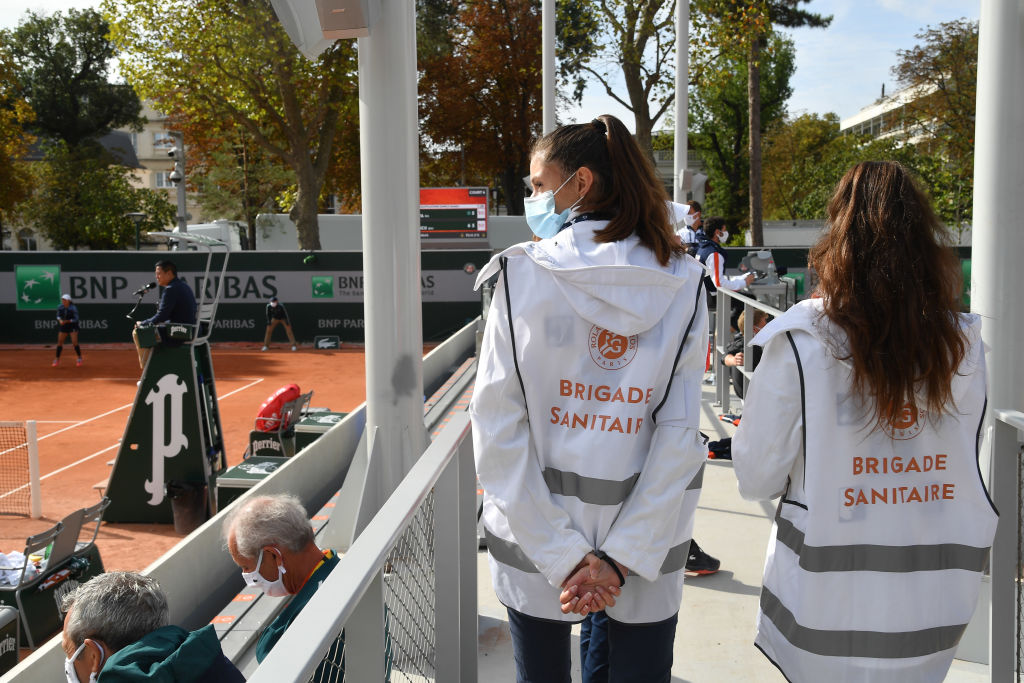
[487,528,690,576]
[760,586,966,658]
[687,463,705,491]
[775,513,991,573]
[542,468,639,505]
[659,540,691,574]
[484,529,539,573]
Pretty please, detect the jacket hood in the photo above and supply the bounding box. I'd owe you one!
[99,625,223,682]
[476,220,700,336]
[694,230,715,250]
[753,298,984,405]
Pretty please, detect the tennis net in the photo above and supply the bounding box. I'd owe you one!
[0,421,41,518]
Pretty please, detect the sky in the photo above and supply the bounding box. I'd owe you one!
[1,0,979,130]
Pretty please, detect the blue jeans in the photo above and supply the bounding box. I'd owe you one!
[506,608,677,683]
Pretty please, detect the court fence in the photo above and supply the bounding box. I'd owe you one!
[248,411,477,683]
[0,421,41,519]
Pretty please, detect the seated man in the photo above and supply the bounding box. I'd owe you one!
[722,309,769,401]
[223,494,339,664]
[61,571,243,682]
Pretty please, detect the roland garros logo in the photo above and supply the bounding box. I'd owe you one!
[588,326,637,370]
[882,404,925,440]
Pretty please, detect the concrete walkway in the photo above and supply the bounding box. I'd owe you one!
[476,380,991,682]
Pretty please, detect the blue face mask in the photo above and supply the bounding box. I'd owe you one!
[523,171,579,239]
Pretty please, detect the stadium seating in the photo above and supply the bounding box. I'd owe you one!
[0,498,109,648]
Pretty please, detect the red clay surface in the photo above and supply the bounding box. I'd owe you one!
[0,342,371,572]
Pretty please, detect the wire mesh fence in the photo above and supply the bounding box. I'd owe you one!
[0,421,39,517]
[309,491,438,683]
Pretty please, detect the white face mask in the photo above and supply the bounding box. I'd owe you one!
[717,229,730,243]
[241,547,289,597]
[65,641,104,683]
[682,208,698,227]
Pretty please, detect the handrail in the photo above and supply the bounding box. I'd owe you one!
[712,288,788,412]
[248,411,474,682]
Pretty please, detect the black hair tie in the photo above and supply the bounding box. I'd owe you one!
[591,118,608,136]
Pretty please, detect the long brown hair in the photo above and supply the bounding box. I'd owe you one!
[810,161,967,429]
[531,115,683,266]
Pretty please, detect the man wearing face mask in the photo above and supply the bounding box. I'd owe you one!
[224,493,339,664]
[695,216,755,291]
[675,201,701,255]
[60,571,243,683]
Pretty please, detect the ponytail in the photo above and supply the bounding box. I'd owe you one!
[532,114,683,266]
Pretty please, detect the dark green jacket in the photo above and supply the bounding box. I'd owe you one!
[255,549,340,662]
[98,625,243,682]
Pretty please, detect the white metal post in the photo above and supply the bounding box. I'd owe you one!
[456,434,478,681]
[542,0,556,134]
[346,572,387,681]
[989,411,1023,680]
[26,420,40,519]
[973,0,1024,454]
[358,0,428,508]
[673,0,689,203]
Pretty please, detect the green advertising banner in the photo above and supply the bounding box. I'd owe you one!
[15,264,61,310]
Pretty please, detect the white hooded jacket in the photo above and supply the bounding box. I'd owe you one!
[470,218,708,623]
[733,299,996,682]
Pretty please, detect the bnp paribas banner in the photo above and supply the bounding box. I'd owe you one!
[0,250,491,344]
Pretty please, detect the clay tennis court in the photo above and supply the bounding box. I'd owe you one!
[0,342,371,571]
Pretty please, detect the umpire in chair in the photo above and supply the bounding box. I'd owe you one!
[132,260,197,369]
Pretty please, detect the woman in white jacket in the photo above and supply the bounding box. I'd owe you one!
[470,115,708,682]
[733,161,996,682]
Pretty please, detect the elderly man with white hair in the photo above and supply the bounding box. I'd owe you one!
[223,493,340,664]
[60,571,243,682]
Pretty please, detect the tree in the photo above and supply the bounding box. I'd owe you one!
[418,0,597,214]
[694,0,830,245]
[184,127,293,248]
[3,9,144,152]
[14,141,175,250]
[690,32,794,228]
[892,18,977,228]
[582,0,676,157]
[0,47,34,217]
[106,0,359,250]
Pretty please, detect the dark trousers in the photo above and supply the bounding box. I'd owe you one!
[506,607,677,683]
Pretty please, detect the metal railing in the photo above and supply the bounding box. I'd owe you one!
[711,288,789,413]
[248,411,477,683]
[989,409,1024,681]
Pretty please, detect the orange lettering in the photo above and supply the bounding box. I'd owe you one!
[865,457,878,474]
[560,380,572,396]
[550,406,560,423]
[844,488,854,507]
[935,454,947,470]
[942,483,955,500]
[853,457,863,475]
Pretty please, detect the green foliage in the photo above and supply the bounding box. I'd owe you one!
[105,0,359,249]
[582,0,677,154]
[188,134,292,238]
[3,8,143,150]
[15,142,175,250]
[418,0,597,215]
[689,32,794,226]
[0,46,35,215]
[892,18,977,227]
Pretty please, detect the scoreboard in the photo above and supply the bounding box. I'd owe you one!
[420,187,488,241]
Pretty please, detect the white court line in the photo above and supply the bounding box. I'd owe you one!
[0,376,267,493]
[0,443,119,500]
[35,377,264,442]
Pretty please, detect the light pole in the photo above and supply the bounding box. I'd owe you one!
[126,212,147,251]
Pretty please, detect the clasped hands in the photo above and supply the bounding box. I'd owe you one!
[559,552,627,616]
